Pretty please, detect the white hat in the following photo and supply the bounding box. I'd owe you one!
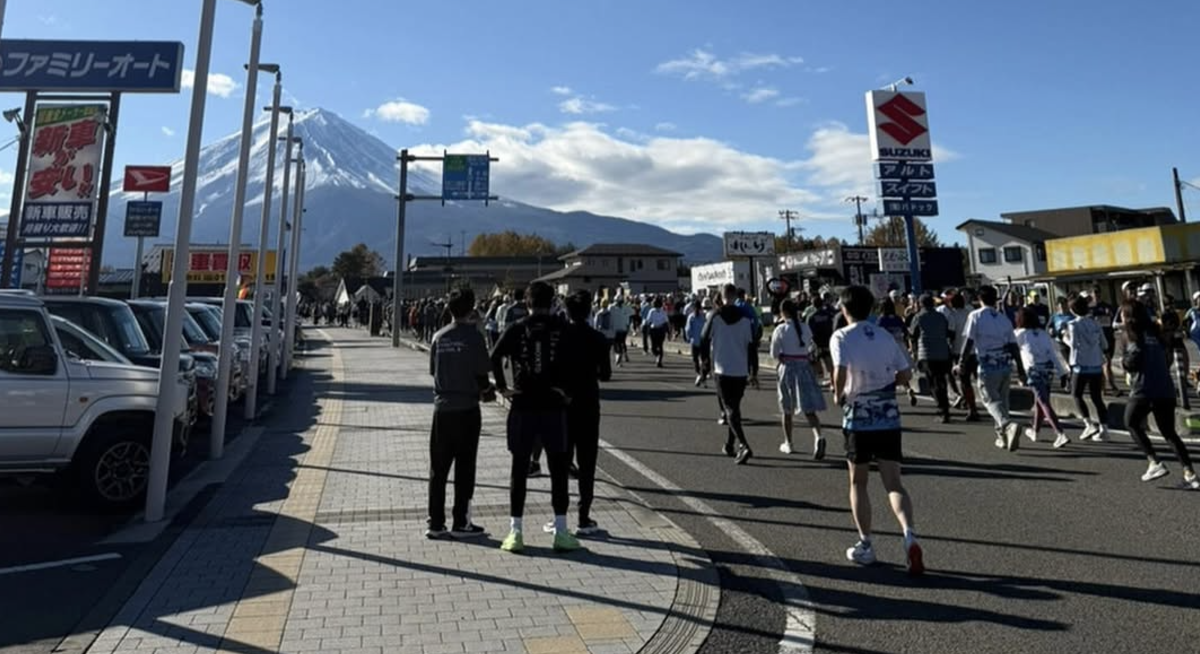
[1078,290,1091,299]
[1192,291,1200,301]
[1138,282,1154,294]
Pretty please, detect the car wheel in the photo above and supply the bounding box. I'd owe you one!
[74,425,152,511]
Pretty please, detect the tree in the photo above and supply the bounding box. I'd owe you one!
[299,265,338,301]
[468,230,571,257]
[331,243,386,279]
[864,217,941,248]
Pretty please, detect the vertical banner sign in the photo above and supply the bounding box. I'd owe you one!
[46,247,91,290]
[20,103,106,240]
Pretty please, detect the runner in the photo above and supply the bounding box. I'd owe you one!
[490,282,582,553]
[1014,306,1071,448]
[640,296,653,355]
[1049,296,1075,389]
[1064,294,1110,442]
[831,285,923,574]
[961,285,1023,451]
[807,293,837,386]
[645,297,671,368]
[426,289,492,540]
[611,296,632,367]
[771,299,826,458]
[594,298,616,346]
[687,300,709,387]
[1185,292,1200,393]
[1119,301,1199,489]
[878,298,918,407]
[700,284,757,465]
[910,294,954,423]
[1088,286,1121,395]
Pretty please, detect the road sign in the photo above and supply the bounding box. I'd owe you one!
[0,39,185,93]
[0,237,23,288]
[876,162,935,180]
[879,180,938,199]
[124,201,163,237]
[442,154,490,201]
[723,231,776,258]
[883,200,940,217]
[866,91,932,161]
[46,247,90,290]
[123,165,172,193]
[20,103,105,240]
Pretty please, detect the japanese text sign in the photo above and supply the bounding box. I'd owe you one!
[442,154,491,201]
[883,199,939,217]
[0,39,184,93]
[723,231,776,258]
[124,201,162,238]
[21,103,105,240]
[160,248,277,284]
[46,247,91,290]
[879,180,937,199]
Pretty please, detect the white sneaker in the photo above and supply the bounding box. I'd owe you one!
[1024,427,1038,443]
[1142,461,1169,482]
[1092,425,1109,442]
[1181,472,1199,490]
[994,436,1006,449]
[779,441,794,455]
[1080,422,1099,441]
[846,540,877,565]
[1052,432,1070,449]
[1004,423,1022,452]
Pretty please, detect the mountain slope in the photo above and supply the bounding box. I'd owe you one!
[103,108,724,270]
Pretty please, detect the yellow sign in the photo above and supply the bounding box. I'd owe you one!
[160,248,277,284]
[1046,223,1200,273]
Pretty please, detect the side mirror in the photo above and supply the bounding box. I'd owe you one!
[19,344,58,375]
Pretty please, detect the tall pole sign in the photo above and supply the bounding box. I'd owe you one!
[123,165,170,298]
[866,90,936,295]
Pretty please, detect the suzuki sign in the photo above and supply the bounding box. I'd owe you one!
[866,91,932,162]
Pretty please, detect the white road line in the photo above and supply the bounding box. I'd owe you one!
[0,552,122,576]
[600,438,816,653]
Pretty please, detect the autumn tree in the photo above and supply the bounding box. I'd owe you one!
[468,231,574,257]
[331,243,387,279]
[298,265,339,301]
[864,217,941,248]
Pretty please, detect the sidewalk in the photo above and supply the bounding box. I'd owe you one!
[85,327,717,654]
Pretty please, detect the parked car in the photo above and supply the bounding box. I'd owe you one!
[190,298,277,375]
[185,302,250,402]
[0,293,191,509]
[128,300,219,419]
[42,296,199,424]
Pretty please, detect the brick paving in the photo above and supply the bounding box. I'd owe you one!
[84,327,714,654]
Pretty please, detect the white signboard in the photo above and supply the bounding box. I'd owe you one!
[690,260,749,291]
[779,248,840,271]
[865,91,932,162]
[723,231,776,258]
[878,248,910,272]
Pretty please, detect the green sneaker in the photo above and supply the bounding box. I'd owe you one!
[553,530,583,553]
[500,530,524,553]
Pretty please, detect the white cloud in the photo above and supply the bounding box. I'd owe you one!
[362,99,430,125]
[551,86,573,96]
[655,49,803,82]
[558,97,616,115]
[654,122,677,132]
[742,87,780,104]
[0,169,13,184]
[180,69,239,98]
[161,126,175,137]
[775,97,806,108]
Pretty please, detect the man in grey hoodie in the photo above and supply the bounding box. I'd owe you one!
[700,284,760,465]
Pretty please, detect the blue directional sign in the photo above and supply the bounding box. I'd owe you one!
[876,162,936,181]
[883,200,940,217]
[0,39,184,93]
[124,201,163,238]
[0,240,23,289]
[442,154,490,201]
[879,180,938,199]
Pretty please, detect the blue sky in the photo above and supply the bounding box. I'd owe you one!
[3,0,1199,246]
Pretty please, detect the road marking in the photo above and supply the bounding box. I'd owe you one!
[0,552,121,576]
[600,437,816,653]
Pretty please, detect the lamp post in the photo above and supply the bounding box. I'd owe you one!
[267,113,294,395]
[283,153,305,376]
[244,73,284,420]
[211,7,268,460]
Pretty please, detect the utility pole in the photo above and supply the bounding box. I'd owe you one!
[846,196,869,244]
[778,210,799,252]
[461,230,467,256]
[1174,167,1188,223]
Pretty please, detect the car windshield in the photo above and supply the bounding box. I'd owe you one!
[181,312,210,345]
[53,316,131,364]
[106,304,153,357]
[189,306,222,341]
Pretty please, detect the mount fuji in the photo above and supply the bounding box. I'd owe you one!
[103,108,724,271]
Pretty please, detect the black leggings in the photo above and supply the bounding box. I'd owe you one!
[1072,373,1109,424]
[1125,397,1194,469]
[691,345,703,375]
[650,327,667,357]
[717,375,750,449]
[510,440,570,518]
[568,403,600,522]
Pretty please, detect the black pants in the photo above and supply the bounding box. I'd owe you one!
[691,345,703,375]
[717,375,750,449]
[568,401,601,522]
[428,407,481,528]
[1072,372,1108,424]
[1125,398,1194,469]
[642,326,651,352]
[613,331,628,357]
[649,327,667,358]
[508,409,570,518]
[921,359,952,414]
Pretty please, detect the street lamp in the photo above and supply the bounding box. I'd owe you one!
[283,152,305,376]
[883,76,915,92]
[2,108,24,134]
[267,110,294,394]
[244,72,284,420]
[211,1,267,460]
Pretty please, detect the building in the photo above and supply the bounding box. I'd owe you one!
[776,244,966,297]
[535,244,682,295]
[1001,205,1177,238]
[407,256,549,292]
[957,220,1056,285]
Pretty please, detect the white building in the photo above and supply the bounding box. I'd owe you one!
[957,219,1055,285]
[690,260,751,294]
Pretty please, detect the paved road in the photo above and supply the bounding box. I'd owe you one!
[592,343,1200,654]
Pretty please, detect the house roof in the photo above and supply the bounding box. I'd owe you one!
[956,219,1056,244]
[99,269,137,285]
[408,256,546,270]
[534,265,620,283]
[1000,205,1177,220]
[560,243,682,261]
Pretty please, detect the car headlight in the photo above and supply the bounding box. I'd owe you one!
[195,359,216,379]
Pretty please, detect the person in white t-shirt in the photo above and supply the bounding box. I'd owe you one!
[961,285,1022,452]
[831,285,923,575]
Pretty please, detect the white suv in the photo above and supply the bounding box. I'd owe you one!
[0,293,190,509]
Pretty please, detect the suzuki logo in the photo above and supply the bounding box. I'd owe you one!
[877,95,927,145]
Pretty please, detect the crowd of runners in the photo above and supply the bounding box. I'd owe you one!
[328,276,1199,577]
